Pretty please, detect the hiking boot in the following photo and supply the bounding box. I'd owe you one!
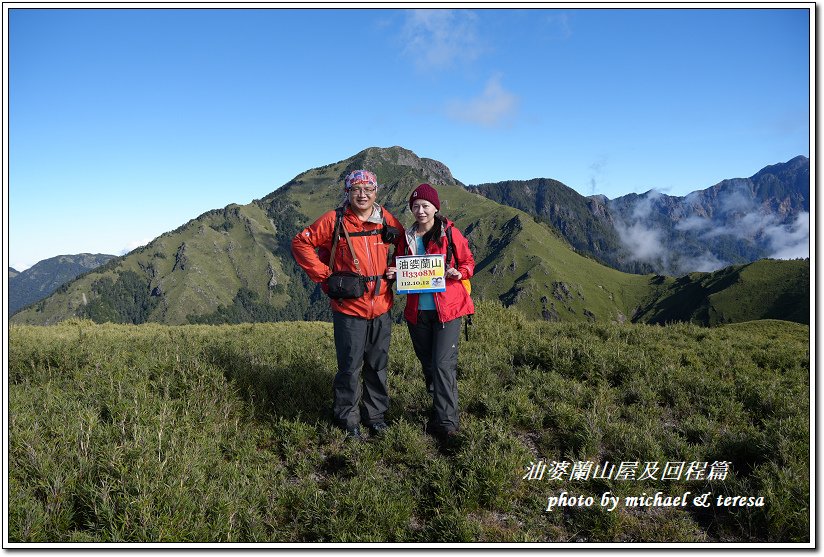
[437,429,460,454]
[425,421,458,440]
[441,429,459,442]
[344,426,362,440]
[368,422,389,436]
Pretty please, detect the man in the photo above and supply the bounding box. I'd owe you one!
[291,170,405,439]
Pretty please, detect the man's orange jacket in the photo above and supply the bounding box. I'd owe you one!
[291,205,406,320]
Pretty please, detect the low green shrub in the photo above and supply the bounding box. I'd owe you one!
[8,302,810,543]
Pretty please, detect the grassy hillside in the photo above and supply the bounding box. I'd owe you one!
[10,147,808,328]
[633,259,810,325]
[11,204,294,325]
[12,147,653,326]
[9,302,810,543]
[270,152,654,323]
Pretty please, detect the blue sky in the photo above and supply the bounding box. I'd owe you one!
[7,6,811,270]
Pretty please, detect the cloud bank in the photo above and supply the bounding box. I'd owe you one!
[401,9,482,71]
[615,182,809,275]
[445,74,518,128]
[765,211,809,259]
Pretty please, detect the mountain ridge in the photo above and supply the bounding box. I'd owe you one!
[9,253,116,316]
[471,155,809,275]
[10,148,809,327]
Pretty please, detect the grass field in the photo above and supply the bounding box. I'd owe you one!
[7,301,810,544]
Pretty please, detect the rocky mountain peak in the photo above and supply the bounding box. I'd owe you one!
[352,146,457,187]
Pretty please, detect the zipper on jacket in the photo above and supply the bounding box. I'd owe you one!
[428,235,446,328]
[363,232,376,318]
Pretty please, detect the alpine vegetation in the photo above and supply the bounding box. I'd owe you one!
[8,301,809,543]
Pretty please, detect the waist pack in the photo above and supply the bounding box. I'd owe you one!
[324,207,386,300]
[327,271,366,300]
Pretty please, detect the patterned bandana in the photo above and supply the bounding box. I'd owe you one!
[342,169,379,206]
[344,170,378,190]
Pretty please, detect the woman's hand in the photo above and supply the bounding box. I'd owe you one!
[445,267,462,280]
[385,266,397,280]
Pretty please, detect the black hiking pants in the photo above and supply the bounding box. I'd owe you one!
[407,310,461,434]
[332,311,391,430]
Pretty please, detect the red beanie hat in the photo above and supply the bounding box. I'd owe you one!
[409,183,441,211]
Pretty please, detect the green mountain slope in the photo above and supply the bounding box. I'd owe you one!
[12,204,292,325]
[470,178,640,272]
[633,258,810,325]
[472,156,809,276]
[12,147,651,325]
[10,147,808,327]
[256,146,653,323]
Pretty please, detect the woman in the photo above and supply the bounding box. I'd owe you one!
[399,183,475,441]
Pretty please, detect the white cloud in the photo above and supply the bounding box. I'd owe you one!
[614,220,669,265]
[678,184,780,243]
[630,189,662,220]
[674,215,711,233]
[765,211,809,259]
[616,212,731,275]
[119,238,152,255]
[677,252,729,274]
[401,9,482,71]
[445,74,519,127]
[718,183,756,214]
[700,212,777,241]
[614,190,672,268]
[617,186,808,275]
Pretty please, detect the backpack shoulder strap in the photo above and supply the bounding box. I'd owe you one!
[444,221,457,267]
[335,205,386,237]
[328,207,345,269]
